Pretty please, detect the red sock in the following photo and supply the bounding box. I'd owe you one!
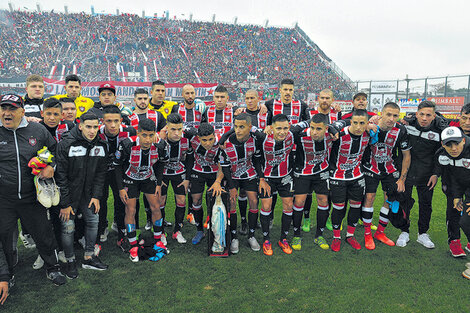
[377,224,386,233]
[364,222,372,235]
[333,229,341,239]
[346,225,356,237]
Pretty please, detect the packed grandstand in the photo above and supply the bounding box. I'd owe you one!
[0,9,355,100]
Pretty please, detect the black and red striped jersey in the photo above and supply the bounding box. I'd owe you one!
[188,135,221,174]
[129,110,166,132]
[307,108,342,123]
[99,124,137,171]
[294,129,333,176]
[201,106,233,141]
[362,123,411,175]
[177,104,202,129]
[114,136,166,181]
[265,99,309,125]
[259,132,294,178]
[220,133,263,180]
[162,137,190,176]
[329,127,370,180]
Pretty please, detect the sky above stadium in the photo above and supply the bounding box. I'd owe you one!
[3,0,470,83]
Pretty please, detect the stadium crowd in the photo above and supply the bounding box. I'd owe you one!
[0,10,353,97]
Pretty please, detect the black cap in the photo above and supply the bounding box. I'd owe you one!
[0,94,24,108]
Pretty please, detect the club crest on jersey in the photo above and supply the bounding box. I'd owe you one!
[386,138,394,144]
[428,133,436,140]
[164,108,169,114]
[225,115,231,121]
[294,109,299,114]
[463,160,470,168]
[115,151,121,160]
[29,137,37,146]
[79,106,85,112]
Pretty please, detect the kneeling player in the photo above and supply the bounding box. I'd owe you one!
[115,119,167,257]
[361,102,411,249]
[435,127,470,259]
[293,114,334,250]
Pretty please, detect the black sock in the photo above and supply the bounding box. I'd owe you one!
[187,195,193,215]
[270,194,277,220]
[316,205,330,238]
[160,206,166,221]
[238,197,247,224]
[293,209,303,237]
[304,194,312,218]
[194,207,203,231]
[145,207,152,223]
[248,211,257,238]
[230,212,238,239]
[280,212,292,240]
[260,212,271,241]
[174,205,185,232]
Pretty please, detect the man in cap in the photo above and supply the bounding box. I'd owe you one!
[0,94,66,292]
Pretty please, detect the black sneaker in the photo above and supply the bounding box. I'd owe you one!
[240,222,248,235]
[46,270,66,286]
[82,255,108,271]
[64,260,79,279]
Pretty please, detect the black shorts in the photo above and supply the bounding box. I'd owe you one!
[231,178,258,193]
[293,171,329,195]
[124,178,156,199]
[162,173,187,196]
[329,177,365,203]
[260,175,294,199]
[189,171,217,194]
[364,170,400,194]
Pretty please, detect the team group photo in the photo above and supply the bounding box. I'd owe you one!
[1,0,470,312]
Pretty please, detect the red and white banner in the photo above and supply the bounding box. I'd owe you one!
[426,97,465,113]
[43,77,217,98]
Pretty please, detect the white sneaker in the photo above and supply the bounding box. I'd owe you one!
[19,231,36,249]
[48,178,60,206]
[100,228,109,242]
[417,233,435,249]
[396,232,410,247]
[160,233,167,246]
[94,244,102,256]
[111,222,118,233]
[34,176,52,208]
[247,237,260,251]
[57,250,67,263]
[172,231,187,244]
[33,255,44,270]
[230,238,239,254]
